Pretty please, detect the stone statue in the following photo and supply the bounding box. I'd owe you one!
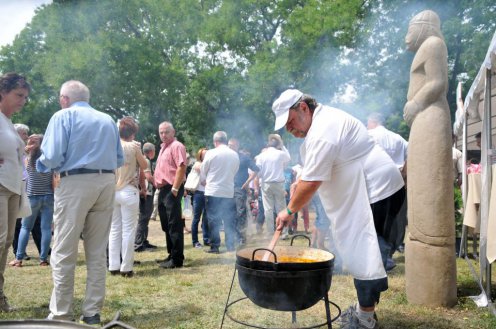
[403,10,457,307]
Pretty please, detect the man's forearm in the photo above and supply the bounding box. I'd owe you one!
[287,180,322,213]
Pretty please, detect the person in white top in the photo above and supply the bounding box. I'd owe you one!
[451,135,463,187]
[0,72,30,313]
[200,131,240,253]
[272,89,394,329]
[367,113,408,170]
[255,134,291,236]
[366,112,408,271]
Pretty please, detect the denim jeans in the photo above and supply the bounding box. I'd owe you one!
[205,196,236,250]
[16,194,54,262]
[191,191,209,245]
[311,193,330,231]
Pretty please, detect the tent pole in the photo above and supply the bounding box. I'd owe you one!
[459,82,468,258]
[481,68,492,302]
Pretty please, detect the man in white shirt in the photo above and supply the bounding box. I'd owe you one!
[200,131,240,253]
[367,113,408,170]
[255,134,291,236]
[272,89,397,329]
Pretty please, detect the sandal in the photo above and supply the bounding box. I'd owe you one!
[39,261,50,266]
[8,260,22,267]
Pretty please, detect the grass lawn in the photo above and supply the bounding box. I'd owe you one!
[1,216,495,329]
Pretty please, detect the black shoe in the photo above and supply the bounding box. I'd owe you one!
[109,270,120,276]
[159,260,182,269]
[80,313,101,325]
[203,241,211,246]
[134,246,146,252]
[155,256,171,263]
[205,248,220,254]
[145,242,157,249]
[121,271,134,278]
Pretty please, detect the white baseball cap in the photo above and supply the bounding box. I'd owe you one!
[271,89,303,130]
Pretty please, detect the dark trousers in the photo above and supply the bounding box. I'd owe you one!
[13,216,42,255]
[370,187,406,268]
[354,277,388,307]
[135,193,154,249]
[158,185,184,265]
[234,187,248,243]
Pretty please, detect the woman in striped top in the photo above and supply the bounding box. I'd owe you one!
[10,134,54,267]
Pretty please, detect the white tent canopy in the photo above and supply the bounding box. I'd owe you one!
[454,31,496,150]
[453,29,496,313]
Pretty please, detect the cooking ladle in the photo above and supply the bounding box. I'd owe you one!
[262,228,282,261]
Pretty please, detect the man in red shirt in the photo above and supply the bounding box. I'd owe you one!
[154,121,187,269]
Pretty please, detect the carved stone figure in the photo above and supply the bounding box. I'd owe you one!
[403,10,457,307]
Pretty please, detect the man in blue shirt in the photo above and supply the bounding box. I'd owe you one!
[37,80,123,326]
[228,138,259,245]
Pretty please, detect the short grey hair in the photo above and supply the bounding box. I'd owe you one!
[143,142,155,154]
[14,123,29,134]
[367,112,384,125]
[213,131,228,144]
[60,80,90,104]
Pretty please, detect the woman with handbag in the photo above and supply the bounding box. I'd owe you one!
[0,72,30,312]
[186,148,210,248]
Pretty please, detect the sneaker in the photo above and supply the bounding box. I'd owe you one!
[193,242,203,248]
[337,305,378,329]
[80,313,101,326]
[0,295,13,312]
[8,259,22,267]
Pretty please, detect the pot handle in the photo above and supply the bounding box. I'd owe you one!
[290,234,311,246]
[252,248,278,263]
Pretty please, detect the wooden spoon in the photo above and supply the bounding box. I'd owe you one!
[262,228,282,262]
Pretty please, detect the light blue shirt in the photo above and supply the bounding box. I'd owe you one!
[37,102,124,173]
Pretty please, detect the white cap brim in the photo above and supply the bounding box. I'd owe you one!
[274,110,289,131]
[271,89,303,131]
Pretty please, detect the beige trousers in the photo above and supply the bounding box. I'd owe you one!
[0,185,19,294]
[48,173,115,319]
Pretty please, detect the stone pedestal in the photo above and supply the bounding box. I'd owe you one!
[406,238,457,306]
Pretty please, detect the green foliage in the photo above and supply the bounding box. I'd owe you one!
[1,0,495,152]
[454,186,464,237]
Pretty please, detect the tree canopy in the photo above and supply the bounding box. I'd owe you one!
[1,0,495,155]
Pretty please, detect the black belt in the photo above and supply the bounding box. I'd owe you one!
[60,168,114,178]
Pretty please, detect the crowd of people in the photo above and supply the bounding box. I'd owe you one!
[0,72,421,329]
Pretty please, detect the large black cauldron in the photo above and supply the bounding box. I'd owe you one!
[235,236,334,312]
